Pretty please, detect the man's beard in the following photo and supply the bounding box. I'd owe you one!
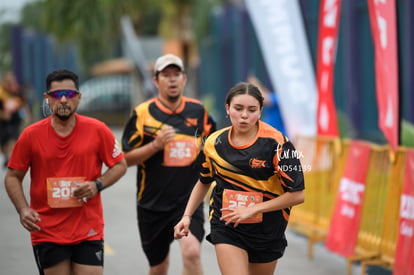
[167,94,180,102]
[55,113,71,121]
[54,105,73,121]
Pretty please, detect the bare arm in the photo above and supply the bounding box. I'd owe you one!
[174,180,212,239]
[4,168,41,232]
[73,158,128,199]
[97,158,128,189]
[124,141,161,166]
[124,125,175,166]
[0,107,11,120]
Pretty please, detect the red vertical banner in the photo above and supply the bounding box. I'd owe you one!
[316,0,341,137]
[367,0,399,151]
[325,141,371,256]
[393,150,414,275]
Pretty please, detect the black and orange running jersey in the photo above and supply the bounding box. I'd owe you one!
[201,121,304,242]
[122,96,215,211]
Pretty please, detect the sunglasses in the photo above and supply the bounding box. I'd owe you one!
[47,89,79,99]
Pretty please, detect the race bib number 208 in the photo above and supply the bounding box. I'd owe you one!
[47,177,86,208]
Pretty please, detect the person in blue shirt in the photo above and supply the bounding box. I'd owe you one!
[247,74,287,136]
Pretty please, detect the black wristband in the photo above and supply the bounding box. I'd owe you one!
[95,179,104,192]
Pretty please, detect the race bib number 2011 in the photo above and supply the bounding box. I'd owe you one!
[47,177,86,208]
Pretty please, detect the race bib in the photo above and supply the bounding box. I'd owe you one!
[47,177,86,208]
[222,189,263,224]
[163,138,199,167]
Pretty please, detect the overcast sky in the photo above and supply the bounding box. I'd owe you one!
[0,0,34,23]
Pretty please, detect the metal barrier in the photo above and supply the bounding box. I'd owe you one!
[289,136,346,258]
[359,148,407,275]
[289,136,407,274]
[345,144,391,275]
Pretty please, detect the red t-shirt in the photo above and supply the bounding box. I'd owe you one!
[8,114,124,245]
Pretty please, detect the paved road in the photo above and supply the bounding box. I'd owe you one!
[0,128,368,274]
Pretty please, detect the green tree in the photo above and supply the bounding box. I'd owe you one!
[0,23,14,72]
[38,0,162,73]
[2,0,224,74]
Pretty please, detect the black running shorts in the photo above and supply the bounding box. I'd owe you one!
[137,203,205,266]
[207,223,286,263]
[33,240,104,275]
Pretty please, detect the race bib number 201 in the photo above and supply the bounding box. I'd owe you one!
[47,177,86,208]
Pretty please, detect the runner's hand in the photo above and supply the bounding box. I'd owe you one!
[73,181,98,201]
[220,206,255,227]
[173,216,191,239]
[154,125,175,148]
[19,207,41,232]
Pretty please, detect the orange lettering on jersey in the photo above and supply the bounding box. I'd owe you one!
[249,158,266,168]
[222,189,263,223]
[185,118,198,127]
[47,177,86,208]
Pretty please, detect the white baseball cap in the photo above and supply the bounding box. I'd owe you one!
[154,54,184,73]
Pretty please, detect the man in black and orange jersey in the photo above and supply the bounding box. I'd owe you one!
[121,54,215,275]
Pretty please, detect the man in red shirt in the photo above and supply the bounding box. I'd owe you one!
[4,69,127,275]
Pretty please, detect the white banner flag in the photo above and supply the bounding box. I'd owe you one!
[245,0,317,138]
